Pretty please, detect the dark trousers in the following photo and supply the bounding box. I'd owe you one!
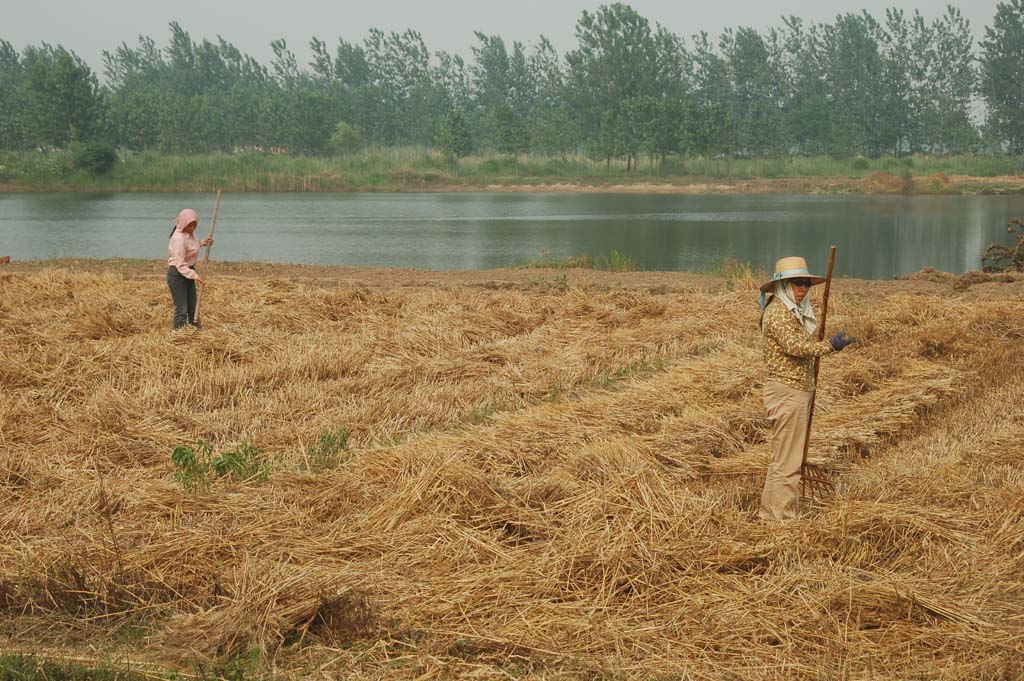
[167,266,199,329]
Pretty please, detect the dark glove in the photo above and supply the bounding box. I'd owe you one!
[829,331,857,351]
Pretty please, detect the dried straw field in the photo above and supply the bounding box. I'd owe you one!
[1,260,1023,679]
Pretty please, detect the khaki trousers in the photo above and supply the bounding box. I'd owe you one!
[759,379,814,520]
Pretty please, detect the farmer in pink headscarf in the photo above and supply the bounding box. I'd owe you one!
[167,208,212,329]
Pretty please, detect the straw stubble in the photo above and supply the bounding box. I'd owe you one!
[0,263,1022,679]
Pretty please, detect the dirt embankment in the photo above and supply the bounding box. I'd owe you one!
[1,261,1022,679]
[369,173,1024,195]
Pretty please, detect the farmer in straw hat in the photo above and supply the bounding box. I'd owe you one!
[758,256,856,520]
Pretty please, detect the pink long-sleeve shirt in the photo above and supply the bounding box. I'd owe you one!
[168,208,201,280]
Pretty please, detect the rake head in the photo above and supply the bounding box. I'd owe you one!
[801,461,834,498]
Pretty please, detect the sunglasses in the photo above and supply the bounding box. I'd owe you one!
[790,278,813,287]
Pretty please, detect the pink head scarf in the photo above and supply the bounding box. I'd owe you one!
[174,208,199,233]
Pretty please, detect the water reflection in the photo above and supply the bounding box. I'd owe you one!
[0,192,1020,279]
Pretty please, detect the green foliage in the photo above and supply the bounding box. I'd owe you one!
[171,440,213,492]
[7,151,72,179]
[437,110,473,163]
[601,250,638,273]
[516,250,597,269]
[306,426,351,471]
[704,257,765,290]
[882,156,914,170]
[0,41,30,151]
[5,149,1024,193]
[72,141,118,174]
[329,121,363,157]
[531,102,576,157]
[0,8,1003,161]
[210,442,270,482]
[207,646,262,681]
[516,249,636,272]
[565,3,684,162]
[171,440,269,492]
[493,105,529,155]
[0,654,150,680]
[981,0,1024,152]
[22,45,106,148]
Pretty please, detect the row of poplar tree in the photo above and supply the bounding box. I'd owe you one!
[2,1,1024,161]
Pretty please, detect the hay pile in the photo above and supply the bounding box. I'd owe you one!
[1,262,1022,679]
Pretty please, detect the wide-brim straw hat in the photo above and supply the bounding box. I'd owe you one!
[758,256,826,292]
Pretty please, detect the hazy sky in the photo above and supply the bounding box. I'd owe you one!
[5,0,998,77]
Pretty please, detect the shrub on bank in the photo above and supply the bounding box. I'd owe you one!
[983,218,1024,272]
[72,142,118,174]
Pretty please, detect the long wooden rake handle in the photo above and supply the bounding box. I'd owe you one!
[194,189,221,325]
[801,245,836,471]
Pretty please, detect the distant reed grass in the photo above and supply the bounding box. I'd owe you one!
[516,249,638,271]
[703,257,768,290]
[2,148,1023,193]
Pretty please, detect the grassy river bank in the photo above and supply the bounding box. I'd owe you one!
[0,259,1022,679]
[3,148,1024,194]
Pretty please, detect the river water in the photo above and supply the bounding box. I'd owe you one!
[1,192,1021,278]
